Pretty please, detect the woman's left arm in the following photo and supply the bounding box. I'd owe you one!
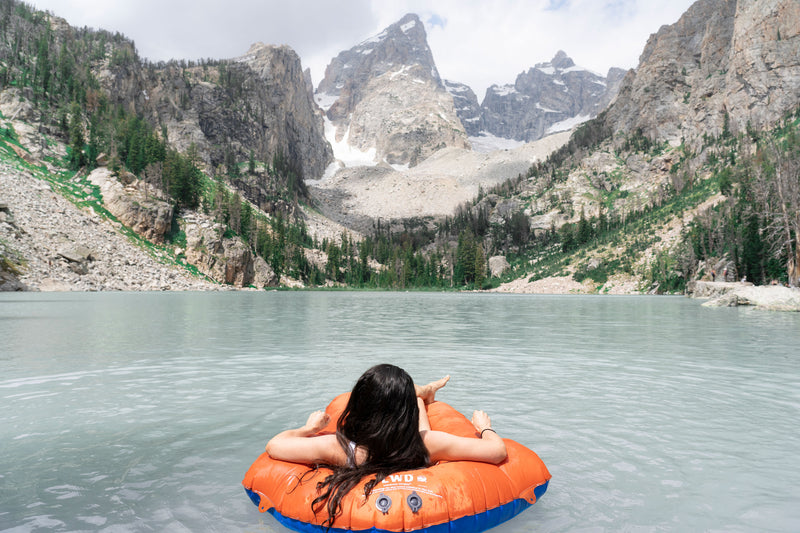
[265,411,345,465]
[422,410,507,464]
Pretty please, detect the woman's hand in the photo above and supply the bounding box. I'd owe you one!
[471,410,492,433]
[304,410,330,434]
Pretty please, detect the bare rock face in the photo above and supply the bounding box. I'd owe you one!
[725,0,800,130]
[182,214,277,288]
[489,256,511,278]
[229,44,333,178]
[88,168,173,244]
[0,88,37,122]
[220,238,254,287]
[606,0,800,145]
[317,13,468,166]
[478,51,625,142]
[347,67,469,166]
[95,42,332,180]
[444,80,482,137]
[253,256,279,288]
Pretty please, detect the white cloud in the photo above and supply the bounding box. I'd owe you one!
[29,0,695,98]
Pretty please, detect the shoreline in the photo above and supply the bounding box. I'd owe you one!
[5,282,799,312]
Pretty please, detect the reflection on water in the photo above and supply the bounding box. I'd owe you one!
[1,292,799,532]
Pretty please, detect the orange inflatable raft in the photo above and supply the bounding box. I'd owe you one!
[243,393,550,533]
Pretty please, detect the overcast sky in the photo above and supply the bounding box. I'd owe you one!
[29,0,696,98]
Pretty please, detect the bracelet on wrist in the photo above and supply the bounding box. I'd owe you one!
[480,428,496,437]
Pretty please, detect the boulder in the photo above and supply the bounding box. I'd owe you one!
[0,88,37,121]
[253,256,278,288]
[119,171,137,185]
[0,269,27,291]
[703,292,743,307]
[689,280,800,311]
[0,238,27,291]
[58,245,94,263]
[222,238,255,287]
[489,255,511,277]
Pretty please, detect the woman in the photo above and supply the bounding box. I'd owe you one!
[265,364,507,529]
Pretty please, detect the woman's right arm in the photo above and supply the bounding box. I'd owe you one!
[421,410,508,464]
[265,410,346,465]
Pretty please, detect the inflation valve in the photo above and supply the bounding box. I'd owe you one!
[375,493,392,514]
[407,491,423,513]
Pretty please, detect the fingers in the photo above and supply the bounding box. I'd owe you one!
[471,410,491,431]
[306,410,330,431]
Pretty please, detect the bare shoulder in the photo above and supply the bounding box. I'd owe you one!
[316,434,348,466]
[267,433,348,466]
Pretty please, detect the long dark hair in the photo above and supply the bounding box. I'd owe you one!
[312,364,429,529]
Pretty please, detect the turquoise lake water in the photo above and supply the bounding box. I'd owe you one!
[1,292,799,532]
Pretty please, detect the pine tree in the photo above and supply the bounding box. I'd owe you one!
[67,102,85,169]
[474,242,486,288]
[577,207,592,245]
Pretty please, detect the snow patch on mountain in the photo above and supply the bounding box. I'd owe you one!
[444,81,469,93]
[490,85,517,96]
[536,102,559,113]
[323,116,377,168]
[401,19,417,33]
[360,30,387,47]
[469,133,525,153]
[546,113,591,134]
[315,92,338,112]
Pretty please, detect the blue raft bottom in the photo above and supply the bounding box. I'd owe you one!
[245,480,549,533]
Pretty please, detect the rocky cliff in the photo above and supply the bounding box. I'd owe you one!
[605,0,800,145]
[95,43,332,180]
[444,80,482,137]
[476,51,625,142]
[316,13,469,166]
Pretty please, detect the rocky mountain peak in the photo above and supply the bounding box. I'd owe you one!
[317,13,440,103]
[316,13,467,168]
[548,50,575,70]
[472,51,622,143]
